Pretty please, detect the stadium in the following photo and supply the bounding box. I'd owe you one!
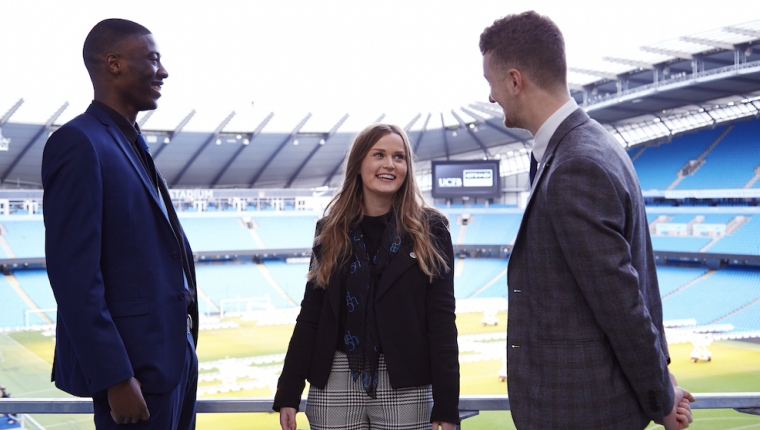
[2,12,760,430]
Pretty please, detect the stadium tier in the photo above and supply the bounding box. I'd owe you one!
[630,116,760,191]
[1,210,759,257]
[253,216,317,249]
[453,258,509,298]
[675,118,760,190]
[707,216,760,255]
[649,236,713,253]
[656,266,708,296]
[632,126,727,191]
[661,267,760,324]
[0,220,44,258]
[181,218,260,251]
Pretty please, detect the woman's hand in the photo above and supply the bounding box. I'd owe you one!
[431,421,457,430]
[279,407,297,430]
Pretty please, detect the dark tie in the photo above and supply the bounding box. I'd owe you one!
[529,152,538,186]
[135,134,158,189]
[135,134,197,310]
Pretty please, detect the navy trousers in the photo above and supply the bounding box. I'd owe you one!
[92,332,198,430]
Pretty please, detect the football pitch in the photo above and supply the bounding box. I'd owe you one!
[1,312,760,430]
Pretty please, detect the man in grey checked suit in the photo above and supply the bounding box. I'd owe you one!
[479,12,695,430]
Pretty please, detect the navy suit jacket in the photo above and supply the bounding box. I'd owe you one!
[42,104,198,397]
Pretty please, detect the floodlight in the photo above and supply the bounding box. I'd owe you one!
[452,131,458,137]
[216,139,222,145]
[319,139,325,145]
[164,137,171,144]
[469,124,474,129]
[495,153,501,159]
[293,139,299,145]
[236,135,242,139]
[243,139,250,145]
[728,101,735,106]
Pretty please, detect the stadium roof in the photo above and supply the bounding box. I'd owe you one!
[1,20,760,189]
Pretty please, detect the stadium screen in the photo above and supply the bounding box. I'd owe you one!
[431,160,501,199]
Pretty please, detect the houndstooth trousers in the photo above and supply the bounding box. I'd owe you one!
[305,351,433,430]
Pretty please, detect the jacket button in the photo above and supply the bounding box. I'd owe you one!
[172,251,180,259]
[178,291,186,300]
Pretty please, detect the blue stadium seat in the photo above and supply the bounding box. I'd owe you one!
[720,301,760,331]
[633,126,726,190]
[668,214,697,224]
[676,118,760,189]
[181,218,259,251]
[254,217,317,249]
[0,276,31,328]
[13,270,56,324]
[700,214,736,224]
[708,216,760,255]
[662,267,760,324]
[454,258,509,298]
[195,264,294,312]
[262,260,309,304]
[656,266,707,297]
[462,214,522,245]
[650,236,712,253]
[0,221,45,258]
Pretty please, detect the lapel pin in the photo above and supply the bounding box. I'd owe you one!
[410,252,416,259]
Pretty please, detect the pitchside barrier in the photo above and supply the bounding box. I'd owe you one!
[1,394,759,430]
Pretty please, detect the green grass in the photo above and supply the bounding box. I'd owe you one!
[2,313,760,429]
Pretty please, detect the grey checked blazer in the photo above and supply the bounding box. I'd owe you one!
[507,108,674,430]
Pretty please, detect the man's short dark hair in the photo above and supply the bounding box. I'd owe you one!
[479,11,567,91]
[83,19,151,70]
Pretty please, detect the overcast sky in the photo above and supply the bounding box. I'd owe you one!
[1,0,758,132]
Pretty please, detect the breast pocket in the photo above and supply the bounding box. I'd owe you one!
[107,298,149,318]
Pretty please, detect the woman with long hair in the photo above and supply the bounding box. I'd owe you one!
[273,123,459,430]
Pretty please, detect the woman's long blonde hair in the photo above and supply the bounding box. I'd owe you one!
[308,123,450,288]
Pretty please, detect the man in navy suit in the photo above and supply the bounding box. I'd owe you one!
[42,19,198,429]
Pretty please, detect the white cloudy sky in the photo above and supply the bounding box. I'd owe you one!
[1,0,758,132]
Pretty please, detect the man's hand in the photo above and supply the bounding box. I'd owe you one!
[107,377,149,424]
[662,372,695,430]
[431,421,457,430]
[279,407,297,430]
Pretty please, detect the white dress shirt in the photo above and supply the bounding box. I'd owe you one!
[532,98,578,164]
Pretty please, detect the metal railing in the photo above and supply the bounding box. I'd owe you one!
[1,394,759,427]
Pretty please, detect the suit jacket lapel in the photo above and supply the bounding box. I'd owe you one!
[513,108,590,249]
[375,240,417,301]
[87,105,165,212]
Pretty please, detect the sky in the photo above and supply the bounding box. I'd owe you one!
[1,0,759,132]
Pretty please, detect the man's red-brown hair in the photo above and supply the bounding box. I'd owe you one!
[479,11,567,91]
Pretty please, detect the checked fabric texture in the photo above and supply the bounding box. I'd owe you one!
[305,352,433,430]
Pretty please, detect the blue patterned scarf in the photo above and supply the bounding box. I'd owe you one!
[343,215,402,398]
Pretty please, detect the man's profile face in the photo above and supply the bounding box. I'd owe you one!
[483,52,519,129]
[114,34,168,114]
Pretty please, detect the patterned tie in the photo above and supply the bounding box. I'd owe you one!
[529,152,538,186]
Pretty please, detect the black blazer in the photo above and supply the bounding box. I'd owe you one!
[273,212,459,424]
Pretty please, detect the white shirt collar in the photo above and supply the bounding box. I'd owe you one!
[532,98,578,163]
